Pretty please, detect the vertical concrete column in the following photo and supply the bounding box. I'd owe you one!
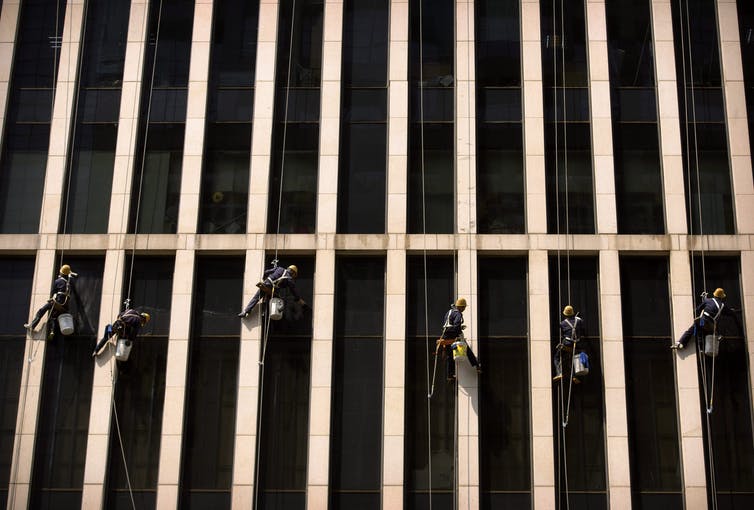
[383,249,406,508]
[39,0,85,236]
[306,250,335,510]
[522,0,546,234]
[81,249,126,509]
[528,250,554,509]
[108,0,150,233]
[740,252,754,420]
[155,249,196,510]
[456,248,478,510]
[717,0,754,233]
[457,0,476,235]
[248,0,278,233]
[669,250,707,508]
[0,0,21,146]
[652,0,688,234]
[9,250,58,510]
[232,250,265,509]
[316,0,343,234]
[176,0,213,234]
[598,250,632,507]
[586,0,617,233]
[387,0,409,234]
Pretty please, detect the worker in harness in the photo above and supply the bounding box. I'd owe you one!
[238,263,306,318]
[436,298,481,381]
[93,307,151,357]
[673,288,738,350]
[553,305,584,382]
[24,264,77,332]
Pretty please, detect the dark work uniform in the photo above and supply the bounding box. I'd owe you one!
[94,308,144,355]
[241,266,301,315]
[440,306,479,379]
[678,296,734,347]
[553,315,584,376]
[28,274,74,329]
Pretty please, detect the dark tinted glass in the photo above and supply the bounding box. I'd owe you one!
[329,257,384,509]
[129,0,195,234]
[407,0,454,234]
[256,255,314,509]
[61,0,132,234]
[104,257,173,509]
[739,0,754,177]
[180,257,243,509]
[30,256,105,509]
[541,0,595,234]
[337,0,388,234]
[478,257,530,509]
[405,256,455,509]
[671,0,734,234]
[267,0,323,234]
[0,258,34,508]
[620,257,683,508]
[690,257,754,508]
[0,0,66,233]
[475,0,524,234]
[606,0,664,234]
[549,257,607,508]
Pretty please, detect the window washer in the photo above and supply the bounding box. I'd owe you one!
[24,264,77,332]
[553,305,584,382]
[436,298,481,381]
[238,263,306,318]
[672,288,739,350]
[93,307,150,357]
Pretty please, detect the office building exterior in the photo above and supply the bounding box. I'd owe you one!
[0,0,753,508]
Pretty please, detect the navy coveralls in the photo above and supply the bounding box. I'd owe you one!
[440,306,479,379]
[29,274,74,329]
[678,296,734,347]
[553,315,584,376]
[242,266,301,315]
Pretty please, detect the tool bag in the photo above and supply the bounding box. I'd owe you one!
[572,351,590,376]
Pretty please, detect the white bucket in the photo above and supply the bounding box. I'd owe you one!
[57,313,74,336]
[115,338,133,361]
[704,334,720,357]
[573,352,590,376]
[269,297,284,321]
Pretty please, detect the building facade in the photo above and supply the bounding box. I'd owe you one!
[0,0,753,509]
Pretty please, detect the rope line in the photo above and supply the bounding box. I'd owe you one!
[107,343,137,510]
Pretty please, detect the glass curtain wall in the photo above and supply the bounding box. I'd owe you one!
[129,0,195,234]
[0,0,66,233]
[0,258,35,508]
[548,256,607,508]
[179,257,242,509]
[255,256,314,509]
[671,0,735,234]
[407,0,455,234]
[739,0,754,171]
[329,257,385,509]
[620,257,682,509]
[336,0,389,234]
[478,257,530,508]
[103,257,173,510]
[475,0,524,234]
[541,0,595,234]
[404,256,455,510]
[605,0,664,234]
[267,0,324,234]
[29,256,105,508]
[61,0,132,234]
[198,0,259,234]
[690,256,754,508]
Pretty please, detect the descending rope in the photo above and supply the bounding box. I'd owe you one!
[107,344,137,510]
[254,2,298,507]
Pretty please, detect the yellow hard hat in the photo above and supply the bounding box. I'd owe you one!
[455,298,467,308]
[59,264,71,276]
[140,312,151,323]
[713,288,726,299]
[287,265,298,277]
[563,305,574,317]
